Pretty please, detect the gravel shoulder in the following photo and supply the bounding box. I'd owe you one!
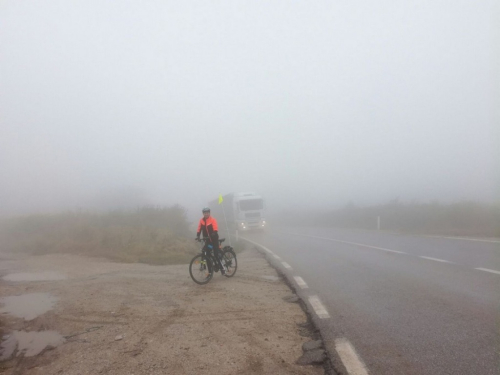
[0,246,324,375]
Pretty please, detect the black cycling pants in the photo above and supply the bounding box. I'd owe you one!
[209,233,223,269]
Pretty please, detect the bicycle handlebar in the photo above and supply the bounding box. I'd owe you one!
[195,237,211,242]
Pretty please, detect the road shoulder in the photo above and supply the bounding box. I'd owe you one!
[0,247,323,375]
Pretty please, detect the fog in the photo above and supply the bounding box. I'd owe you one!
[1,0,498,219]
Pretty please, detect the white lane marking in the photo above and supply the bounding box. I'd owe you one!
[281,262,292,270]
[294,276,308,289]
[419,256,452,263]
[283,232,406,254]
[475,268,500,275]
[378,248,406,254]
[308,295,330,319]
[422,235,500,244]
[273,254,281,260]
[335,338,369,375]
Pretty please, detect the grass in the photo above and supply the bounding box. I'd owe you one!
[0,206,200,265]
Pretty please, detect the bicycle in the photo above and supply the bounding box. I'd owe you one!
[189,237,237,285]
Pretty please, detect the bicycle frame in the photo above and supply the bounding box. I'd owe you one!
[199,238,223,272]
[189,237,237,284]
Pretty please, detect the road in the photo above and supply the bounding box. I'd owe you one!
[241,227,500,375]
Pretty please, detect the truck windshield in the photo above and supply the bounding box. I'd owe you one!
[239,199,263,211]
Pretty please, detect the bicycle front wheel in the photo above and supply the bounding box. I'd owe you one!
[221,249,237,277]
[189,254,213,284]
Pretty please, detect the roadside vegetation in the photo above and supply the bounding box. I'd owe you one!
[275,201,500,238]
[0,206,200,264]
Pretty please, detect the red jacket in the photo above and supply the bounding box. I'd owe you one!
[197,216,218,238]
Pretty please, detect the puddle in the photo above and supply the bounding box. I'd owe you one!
[261,275,280,281]
[0,293,58,320]
[2,272,66,282]
[0,331,65,360]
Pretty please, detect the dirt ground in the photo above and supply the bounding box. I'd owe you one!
[0,246,324,375]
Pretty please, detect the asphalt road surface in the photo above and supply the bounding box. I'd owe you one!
[241,227,500,375]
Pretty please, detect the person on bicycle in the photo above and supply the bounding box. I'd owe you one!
[196,207,225,275]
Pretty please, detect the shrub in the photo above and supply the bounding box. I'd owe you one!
[0,206,198,264]
[271,201,500,237]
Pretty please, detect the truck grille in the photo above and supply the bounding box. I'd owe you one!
[245,212,261,219]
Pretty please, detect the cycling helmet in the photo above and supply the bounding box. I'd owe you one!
[202,207,210,213]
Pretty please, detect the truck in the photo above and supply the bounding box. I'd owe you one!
[209,192,266,231]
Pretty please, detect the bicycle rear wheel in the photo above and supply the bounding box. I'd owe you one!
[221,249,237,277]
[189,254,213,284]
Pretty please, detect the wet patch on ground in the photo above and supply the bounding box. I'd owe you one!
[0,293,58,321]
[1,331,65,360]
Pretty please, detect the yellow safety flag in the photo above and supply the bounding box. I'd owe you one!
[218,194,223,204]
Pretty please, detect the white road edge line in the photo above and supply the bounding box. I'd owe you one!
[422,235,500,244]
[475,268,500,275]
[241,236,370,373]
[281,262,292,270]
[419,256,452,263]
[294,276,308,289]
[308,295,330,319]
[281,232,406,254]
[335,338,369,375]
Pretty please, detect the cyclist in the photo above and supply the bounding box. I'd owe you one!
[196,207,225,275]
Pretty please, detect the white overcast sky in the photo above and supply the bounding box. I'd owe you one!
[1,0,498,216]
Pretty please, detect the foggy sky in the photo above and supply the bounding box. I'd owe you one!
[1,0,498,217]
